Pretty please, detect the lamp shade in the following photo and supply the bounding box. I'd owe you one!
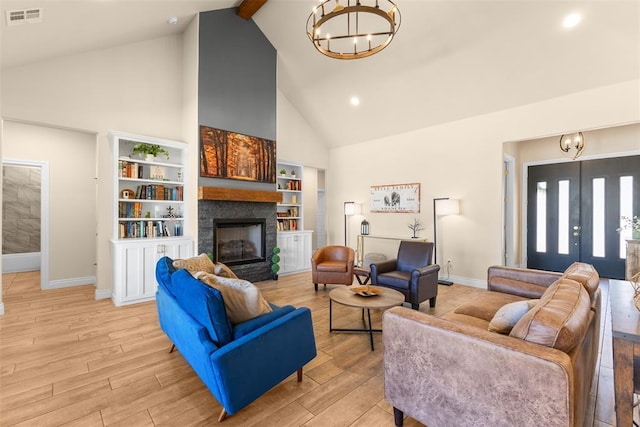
[344,202,361,216]
[437,199,460,216]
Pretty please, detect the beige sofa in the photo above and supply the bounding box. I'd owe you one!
[383,262,601,427]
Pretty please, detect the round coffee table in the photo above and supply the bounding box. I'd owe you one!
[329,285,405,351]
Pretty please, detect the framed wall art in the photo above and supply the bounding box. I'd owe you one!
[200,125,277,183]
[370,183,421,213]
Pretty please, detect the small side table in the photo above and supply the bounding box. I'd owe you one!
[353,266,371,286]
[610,278,640,427]
[329,286,404,351]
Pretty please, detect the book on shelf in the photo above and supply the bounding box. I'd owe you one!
[131,184,183,201]
[285,180,301,191]
[277,218,298,231]
[119,219,178,239]
[119,202,143,218]
[118,160,145,179]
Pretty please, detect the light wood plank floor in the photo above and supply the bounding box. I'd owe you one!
[0,271,621,426]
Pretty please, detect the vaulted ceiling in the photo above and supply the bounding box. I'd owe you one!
[2,0,639,148]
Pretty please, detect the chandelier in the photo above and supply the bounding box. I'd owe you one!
[559,132,585,160]
[306,0,401,60]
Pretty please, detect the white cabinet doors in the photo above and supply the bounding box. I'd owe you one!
[111,238,193,306]
[277,231,312,274]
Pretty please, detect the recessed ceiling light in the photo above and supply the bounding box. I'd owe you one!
[167,16,178,25]
[350,96,360,106]
[563,13,581,29]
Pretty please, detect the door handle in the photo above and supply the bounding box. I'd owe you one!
[572,225,581,237]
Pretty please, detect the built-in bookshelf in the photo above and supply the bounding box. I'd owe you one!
[276,160,312,274]
[277,161,303,232]
[111,132,186,240]
[109,131,193,306]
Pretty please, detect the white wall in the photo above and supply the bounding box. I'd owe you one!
[328,80,640,287]
[182,16,200,253]
[1,35,185,294]
[277,89,329,170]
[0,29,331,301]
[3,121,97,284]
[514,123,640,163]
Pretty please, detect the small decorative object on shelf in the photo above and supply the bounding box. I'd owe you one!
[290,170,296,177]
[121,189,135,199]
[361,219,369,235]
[131,143,170,161]
[271,247,281,280]
[150,165,166,180]
[408,217,425,239]
[280,169,286,176]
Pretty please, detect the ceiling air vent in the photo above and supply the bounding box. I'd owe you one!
[6,8,43,26]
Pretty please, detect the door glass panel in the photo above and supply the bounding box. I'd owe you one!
[592,178,605,257]
[620,176,633,258]
[558,180,569,254]
[536,182,547,252]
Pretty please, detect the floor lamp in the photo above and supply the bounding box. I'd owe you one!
[344,201,361,246]
[433,197,460,286]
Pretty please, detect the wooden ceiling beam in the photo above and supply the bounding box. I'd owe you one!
[237,0,269,20]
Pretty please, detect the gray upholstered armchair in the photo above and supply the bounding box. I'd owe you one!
[370,241,440,309]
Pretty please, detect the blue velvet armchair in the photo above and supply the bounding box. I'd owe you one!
[155,257,317,421]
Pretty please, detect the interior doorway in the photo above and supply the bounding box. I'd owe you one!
[2,120,97,291]
[526,155,640,279]
[2,159,49,289]
[503,154,516,266]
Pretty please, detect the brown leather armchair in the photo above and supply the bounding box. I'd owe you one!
[311,245,355,291]
[370,241,439,310]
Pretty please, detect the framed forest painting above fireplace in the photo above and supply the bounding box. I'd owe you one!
[200,125,277,183]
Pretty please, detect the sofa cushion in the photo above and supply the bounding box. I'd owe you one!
[317,261,348,273]
[454,291,528,322]
[510,278,591,352]
[195,272,273,324]
[441,312,492,330]
[170,269,233,346]
[214,262,238,279]
[173,253,215,274]
[488,299,539,334]
[233,304,295,340]
[562,262,599,300]
[377,271,412,290]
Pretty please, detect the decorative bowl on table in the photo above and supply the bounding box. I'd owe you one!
[350,285,383,297]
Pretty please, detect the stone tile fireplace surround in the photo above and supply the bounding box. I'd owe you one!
[198,187,281,282]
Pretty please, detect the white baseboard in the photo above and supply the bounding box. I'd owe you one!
[441,274,487,289]
[45,276,96,290]
[0,302,4,315]
[95,288,112,300]
[2,253,40,273]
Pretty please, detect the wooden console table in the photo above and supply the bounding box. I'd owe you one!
[356,234,428,267]
[626,239,640,280]
[609,278,640,427]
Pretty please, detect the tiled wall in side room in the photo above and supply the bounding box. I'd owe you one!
[3,165,41,254]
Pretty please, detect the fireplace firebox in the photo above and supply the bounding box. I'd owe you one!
[213,218,266,266]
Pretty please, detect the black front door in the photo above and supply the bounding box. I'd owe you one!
[527,155,640,279]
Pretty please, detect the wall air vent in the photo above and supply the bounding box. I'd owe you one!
[6,8,43,26]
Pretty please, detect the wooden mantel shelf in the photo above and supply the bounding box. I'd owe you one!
[198,186,282,203]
